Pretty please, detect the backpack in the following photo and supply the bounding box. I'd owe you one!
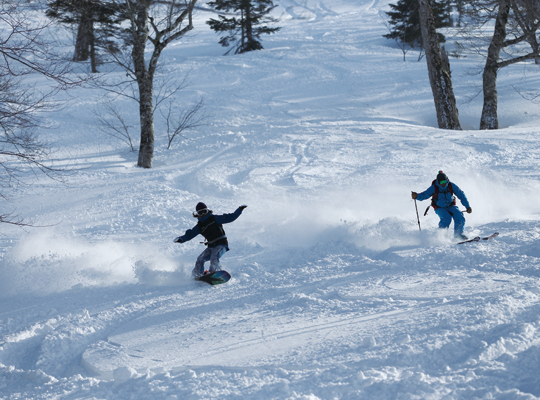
[424,180,456,215]
[197,214,228,247]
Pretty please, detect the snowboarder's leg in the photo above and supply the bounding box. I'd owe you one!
[450,205,466,236]
[435,208,452,229]
[209,244,227,273]
[193,248,211,278]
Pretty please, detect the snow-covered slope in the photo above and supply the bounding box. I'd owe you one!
[1,0,540,398]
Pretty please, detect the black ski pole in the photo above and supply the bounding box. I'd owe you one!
[414,197,421,231]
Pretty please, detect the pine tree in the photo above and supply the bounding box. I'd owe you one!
[207,0,280,55]
[384,0,452,49]
[46,0,124,72]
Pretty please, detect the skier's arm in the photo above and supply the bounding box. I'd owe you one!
[451,183,470,209]
[174,225,200,243]
[214,205,247,225]
[415,185,435,202]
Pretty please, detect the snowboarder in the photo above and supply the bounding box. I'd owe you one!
[411,171,472,240]
[174,202,247,278]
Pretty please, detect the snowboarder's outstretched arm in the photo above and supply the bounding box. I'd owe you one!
[214,205,247,225]
[174,225,200,243]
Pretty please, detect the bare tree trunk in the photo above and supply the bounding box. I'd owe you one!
[124,0,196,168]
[480,0,511,130]
[241,9,245,51]
[455,0,463,27]
[245,5,253,48]
[418,0,461,130]
[129,0,154,168]
[73,8,93,62]
[73,5,98,73]
[90,25,97,73]
[137,80,155,168]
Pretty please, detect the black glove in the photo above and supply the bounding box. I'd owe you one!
[466,207,472,214]
[173,237,183,243]
[239,205,248,211]
[411,192,418,200]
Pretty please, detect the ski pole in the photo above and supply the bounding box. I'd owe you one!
[414,198,421,231]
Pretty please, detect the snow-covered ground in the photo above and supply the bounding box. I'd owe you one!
[2,0,540,398]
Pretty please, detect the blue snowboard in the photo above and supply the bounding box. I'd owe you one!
[195,270,231,285]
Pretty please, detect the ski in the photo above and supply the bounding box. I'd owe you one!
[458,232,499,245]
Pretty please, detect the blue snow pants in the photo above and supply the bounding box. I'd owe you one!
[435,205,465,236]
[192,244,227,278]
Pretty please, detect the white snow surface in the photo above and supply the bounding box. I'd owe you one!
[2,0,540,399]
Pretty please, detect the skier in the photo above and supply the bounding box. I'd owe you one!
[411,171,472,240]
[174,202,247,278]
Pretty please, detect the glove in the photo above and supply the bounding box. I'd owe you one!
[173,237,183,243]
[411,192,418,200]
[239,205,248,211]
[466,207,472,214]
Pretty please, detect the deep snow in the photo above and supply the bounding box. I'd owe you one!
[1,0,540,399]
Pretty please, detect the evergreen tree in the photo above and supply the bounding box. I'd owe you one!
[46,0,124,72]
[384,0,452,49]
[207,0,280,55]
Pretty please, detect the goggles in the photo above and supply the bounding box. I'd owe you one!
[438,179,448,185]
[193,208,209,217]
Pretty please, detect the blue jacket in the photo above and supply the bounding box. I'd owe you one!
[417,181,470,209]
[175,206,244,245]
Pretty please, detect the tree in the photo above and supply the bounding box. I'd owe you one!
[452,0,465,27]
[93,74,205,152]
[161,97,207,149]
[207,0,280,55]
[457,0,540,129]
[384,0,452,53]
[102,0,198,168]
[479,0,540,129]
[46,0,124,73]
[513,0,540,60]
[479,0,512,130]
[418,0,462,129]
[1,1,79,225]
[93,98,137,151]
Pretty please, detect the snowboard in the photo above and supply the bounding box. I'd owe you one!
[457,232,499,245]
[195,270,231,285]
